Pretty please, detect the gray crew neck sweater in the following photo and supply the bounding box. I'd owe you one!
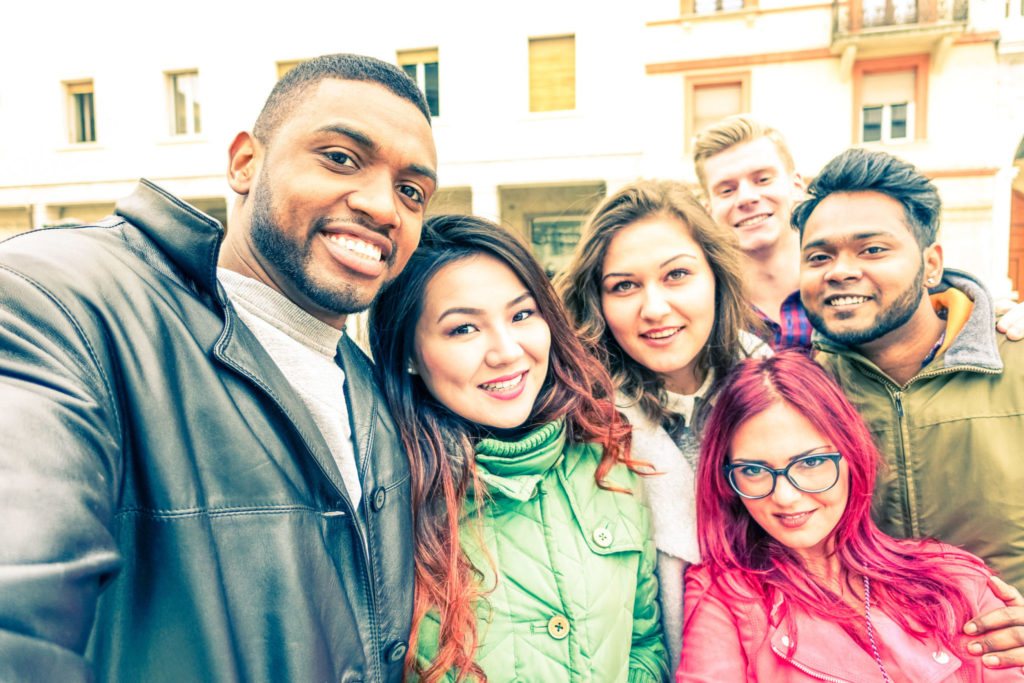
[218,268,361,506]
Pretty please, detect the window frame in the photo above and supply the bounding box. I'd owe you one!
[685,71,751,150]
[528,34,576,113]
[275,59,304,80]
[681,0,758,15]
[852,54,928,144]
[396,48,440,118]
[65,80,96,144]
[528,213,587,275]
[166,69,202,137]
[861,101,914,143]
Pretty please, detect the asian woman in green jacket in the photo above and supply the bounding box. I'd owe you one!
[369,214,668,683]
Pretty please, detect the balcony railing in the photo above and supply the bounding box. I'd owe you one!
[833,0,968,38]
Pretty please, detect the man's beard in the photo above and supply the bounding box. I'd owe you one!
[249,175,382,316]
[806,262,925,347]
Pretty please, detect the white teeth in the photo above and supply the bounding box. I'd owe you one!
[829,296,869,306]
[644,328,679,339]
[480,374,524,392]
[327,234,382,261]
[735,214,769,228]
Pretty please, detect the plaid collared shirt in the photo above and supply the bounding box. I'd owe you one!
[752,290,813,351]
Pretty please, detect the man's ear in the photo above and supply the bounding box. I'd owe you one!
[924,244,944,287]
[227,131,260,196]
[791,172,806,201]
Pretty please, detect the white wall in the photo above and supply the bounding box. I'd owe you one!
[0,0,1020,290]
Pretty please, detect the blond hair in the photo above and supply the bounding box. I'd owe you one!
[693,114,796,192]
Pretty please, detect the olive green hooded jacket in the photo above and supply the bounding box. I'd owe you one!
[815,270,1024,590]
[415,419,669,682]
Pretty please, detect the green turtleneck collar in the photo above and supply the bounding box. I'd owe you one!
[473,419,566,501]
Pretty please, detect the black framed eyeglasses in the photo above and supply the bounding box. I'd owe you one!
[723,452,843,500]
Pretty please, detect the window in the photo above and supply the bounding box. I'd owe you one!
[276,60,303,80]
[66,80,96,143]
[853,55,927,144]
[528,35,575,113]
[860,71,913,142]
[531,215,585,276]
[167,70,201,136]
[685,72,750,148]
[397,48,440,117]
[694,0,744,12]
[861,103,910,142]
[682,0,755,14]
[860,0,918,27]
[693,83,743,134]
[499,183,605,273]
[0,207,31,238]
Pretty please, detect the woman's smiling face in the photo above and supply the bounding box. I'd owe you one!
[600,214,716,394]
[730,401,850,568]
[412,253,551,429]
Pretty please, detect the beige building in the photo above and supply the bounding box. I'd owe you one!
[643,0,1024,293]
[1,0,1022,291]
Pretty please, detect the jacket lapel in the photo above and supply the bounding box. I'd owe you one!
[119,179,361,508]
[115,179,223,295]
[769,598,961,682]
[213,305,350,503]
[337,336,376,480]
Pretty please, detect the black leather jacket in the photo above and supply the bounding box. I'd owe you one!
[0,180,413,682]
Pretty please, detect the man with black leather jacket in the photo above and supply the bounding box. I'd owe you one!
[0,54,437,682]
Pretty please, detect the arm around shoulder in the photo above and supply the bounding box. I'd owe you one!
[0,265,124,680]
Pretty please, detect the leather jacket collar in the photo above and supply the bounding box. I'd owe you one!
[115,178,224,297]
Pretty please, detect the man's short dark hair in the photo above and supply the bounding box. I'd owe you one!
[252,53,431,144]
[791,148,941,248]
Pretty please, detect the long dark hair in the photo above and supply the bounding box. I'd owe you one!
[697,350,985,653]
[369,214,636,681]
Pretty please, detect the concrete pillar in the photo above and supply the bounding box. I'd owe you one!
[30,203,60,230]
[471,184,501,224]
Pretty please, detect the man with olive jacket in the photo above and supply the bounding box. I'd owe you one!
[0,54,437,681]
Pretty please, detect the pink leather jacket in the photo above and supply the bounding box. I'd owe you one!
[678,544,1024,682]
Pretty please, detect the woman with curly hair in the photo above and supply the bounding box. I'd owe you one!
[557,179,768,668]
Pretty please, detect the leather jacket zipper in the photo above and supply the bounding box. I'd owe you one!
[772,644,849,682]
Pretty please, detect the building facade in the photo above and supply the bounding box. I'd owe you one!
[1,0,1021,291]
[643,0,1024,293]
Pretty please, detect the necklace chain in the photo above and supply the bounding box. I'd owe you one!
[862,575,894,683]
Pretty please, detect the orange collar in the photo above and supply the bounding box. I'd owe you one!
[930,287,973,357]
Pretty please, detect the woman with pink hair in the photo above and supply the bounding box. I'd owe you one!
[678,350,1024,682]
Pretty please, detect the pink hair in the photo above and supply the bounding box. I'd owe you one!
[696,350,986,652]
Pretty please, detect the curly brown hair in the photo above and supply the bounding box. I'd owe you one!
[555,179,759,423]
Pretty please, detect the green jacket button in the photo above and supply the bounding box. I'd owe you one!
[547,615,570,639]
[592,527,612,548]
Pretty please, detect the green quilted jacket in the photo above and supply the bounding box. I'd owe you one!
[415,419,669,682]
